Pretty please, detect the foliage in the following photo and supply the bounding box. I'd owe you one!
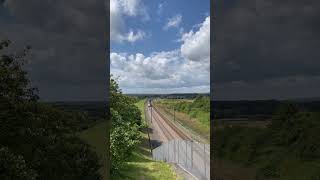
[214,103,320,179]
[0,147,37,180]
[158,96,210,126]
[0,40,101,179]
[0,40,38,102]
[109,78,142,176]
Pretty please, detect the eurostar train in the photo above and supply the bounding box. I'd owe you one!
[147,99,152,107]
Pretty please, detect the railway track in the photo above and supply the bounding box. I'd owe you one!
[148,106,175,141]
[149,102,210,159]
[149,102,191,141]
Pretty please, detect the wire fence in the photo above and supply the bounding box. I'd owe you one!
[152,139,210,180]
[144,100,210,179]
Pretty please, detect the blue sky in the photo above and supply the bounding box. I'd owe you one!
[110,0,210,94]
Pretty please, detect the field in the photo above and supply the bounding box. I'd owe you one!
[111,99,182,179]
[213,102,320,180]
[78,121,110,180]
[154,97,210,142]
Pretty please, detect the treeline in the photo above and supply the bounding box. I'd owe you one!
[0,40,101,179]
[212,100,320,119]
[158,96,210,127]
[109,77,143,177]
[214,104,320,179]
[161,96,209,113]
[130,93,209,100]
[161,96,209,116]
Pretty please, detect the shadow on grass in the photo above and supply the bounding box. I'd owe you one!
[114,163,169,180]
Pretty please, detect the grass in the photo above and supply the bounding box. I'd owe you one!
[115,128,182,180]
[113,99,182,180]
[213,158,258,180]
[78,121,109,180]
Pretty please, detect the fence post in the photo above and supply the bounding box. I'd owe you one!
[173,107,175,122]
[150,106,153,123]
[162,143,165,162]
[167,141,169,162]
[174,140,176,163]
[204,143,206,180]
[191,141,193,169]
[177,140,180,164]
[185,140,187,167]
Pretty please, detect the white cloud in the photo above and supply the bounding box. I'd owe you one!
[111,16,210,94]
[110,0,148,43]
[126,30,145,43]
[180,16,210,62]
[110,50,209,93]
[157,3,164,15]
[163,14,182,30]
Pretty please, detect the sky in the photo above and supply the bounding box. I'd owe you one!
[0,0,107,101]
[110,0,210,94]
[212,0,320,100]
[1,0,319,101]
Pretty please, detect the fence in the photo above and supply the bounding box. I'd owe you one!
[152,139,210,180]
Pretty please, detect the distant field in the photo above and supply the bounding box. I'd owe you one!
[78,121,109,180]
[214,119,270,128]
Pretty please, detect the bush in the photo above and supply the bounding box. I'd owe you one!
[214,103,320,178]
[0,147,37,180]
[0,40,101,179]
[109,78,143,175]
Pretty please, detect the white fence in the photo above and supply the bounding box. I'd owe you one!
[152,139,210,180]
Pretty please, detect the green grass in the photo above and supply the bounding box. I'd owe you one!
[135,99,146,122]
[78,121,109,180]
[115,129,182,180]
[113,99,182,180]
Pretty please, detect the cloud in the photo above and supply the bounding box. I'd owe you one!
[110,49,209,93]
[126,30,145,43]
[110,0,148,43]
[180,16,210,62]
[213,0,320,100]
[163,14,182,30]
[111,15,210,94]
[157,3,164,15]
[0,0,107,101]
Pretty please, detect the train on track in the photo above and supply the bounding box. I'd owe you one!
[147,99,152,107]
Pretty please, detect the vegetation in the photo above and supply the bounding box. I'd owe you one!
[114,99,182,179]
[214,103,320,179]
[109,78,142,177]
[156,96,210,141]
[0,40,102,179]
[79,121,109,180]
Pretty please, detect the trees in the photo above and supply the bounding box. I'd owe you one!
[213,103,320,179]
[109,77,142,175]
[0,40,101,179]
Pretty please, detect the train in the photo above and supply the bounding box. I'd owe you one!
[147,99,152,107]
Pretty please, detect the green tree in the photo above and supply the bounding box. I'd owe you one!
[0,40,101,179]
[109,77,142,175]
[0,147,37,180]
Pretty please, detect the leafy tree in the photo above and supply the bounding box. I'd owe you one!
[0,147,37,180]
[0,40,101,179]
[109,77,142,175]
[0,40,38,102]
